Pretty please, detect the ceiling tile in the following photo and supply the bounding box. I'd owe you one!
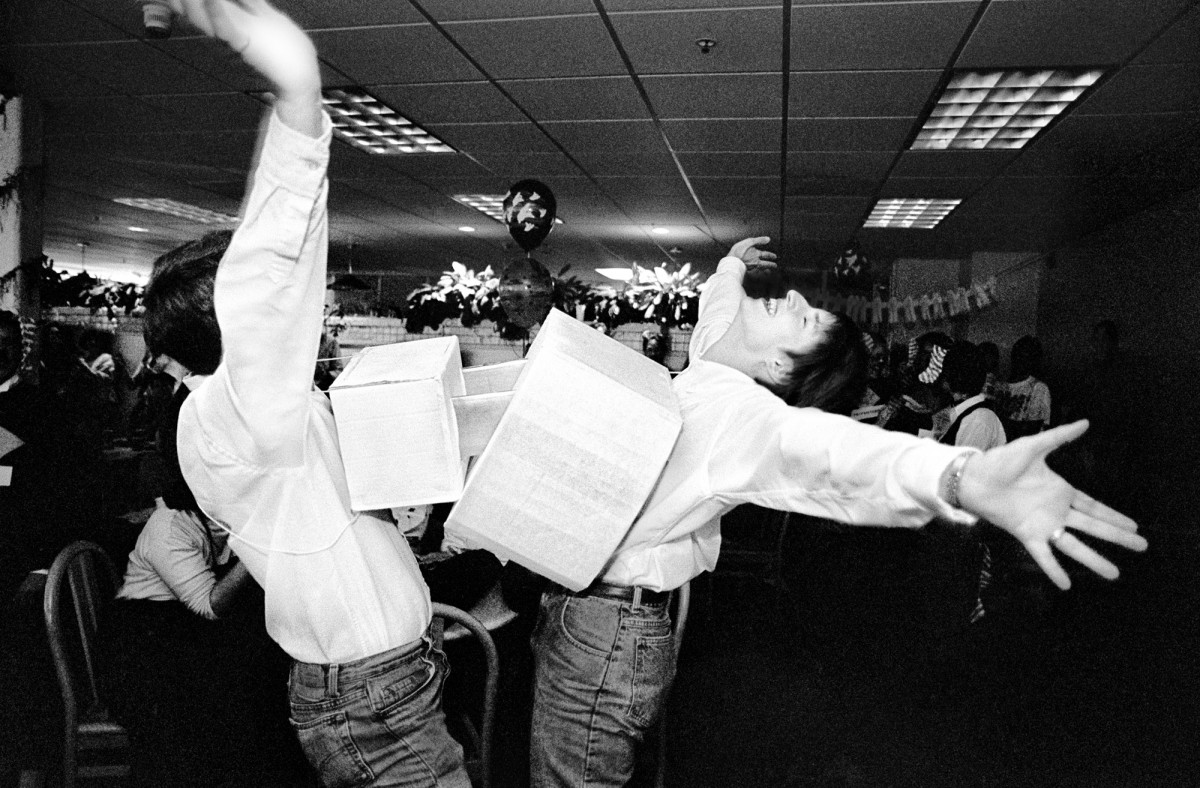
[785,195,873,214]
[499,76,650,121]
[25,39,230,96]
[787,177,879,197]
[6,1,140,43]
[136,93,268,132]
[877,176,994,199]
[540,120,668,153]
[958,0,1194,68]
[789,71,942,117]
[642,74,781,119]
[371,82,526,125]
[467,151,585,178]
[608,8,782,75]
[1075,63,1200,115]
[574,150,680,177]
[662,119,781,152]
[418,1,597,21]
[678,152,781,177]
[788,117,917,151]
[788,151,896,180]
[791,2,979,71]
[311,25,482,84]
[891,150,1016,179]
[1134,3,1200,64]
[424,122,560,153]
[439,16,626,79]
[42,95,185,135]
[1006,112,1196,178]
[289,0,424,26]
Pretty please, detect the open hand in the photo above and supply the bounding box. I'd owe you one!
[167,0,319,94]
[958,420,1147,589]
[728,237,778,268]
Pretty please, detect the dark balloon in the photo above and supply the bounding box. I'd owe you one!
[497,256,554,329]
[503,179,557,253]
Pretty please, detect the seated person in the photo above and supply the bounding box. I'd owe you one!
[102,384,306,788]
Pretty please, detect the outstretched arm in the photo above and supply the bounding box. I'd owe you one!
[957,420,1147,589]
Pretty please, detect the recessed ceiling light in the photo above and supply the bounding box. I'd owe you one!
[127,226,150,233]
[113,197,239,224]
[453,194,506,223]
[651,227,670,235]
[911,69,1103,150]
[863,198,961,229]
[458,226,476,232]
[322,88,455,155]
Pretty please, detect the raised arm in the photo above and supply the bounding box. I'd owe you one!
[957,420,1146,589]
[168,0,329,463]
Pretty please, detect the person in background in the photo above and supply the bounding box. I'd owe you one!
[102,383,305,787]
[978,340,1001,401]
[141,2,469,785]
[529,238,1146,788]
[999,335,1051,438]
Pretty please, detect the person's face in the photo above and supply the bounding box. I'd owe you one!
[745,289,836,374]
[0,325,21,382]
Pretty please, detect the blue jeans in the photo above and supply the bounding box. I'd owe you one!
[530,588,677,788]
[288,636,470,788]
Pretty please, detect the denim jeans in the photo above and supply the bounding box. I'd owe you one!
[288,636,470,788]
[530,588,677,788]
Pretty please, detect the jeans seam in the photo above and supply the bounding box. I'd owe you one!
[580,600,625,786]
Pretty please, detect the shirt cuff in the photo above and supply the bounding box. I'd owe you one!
[258,107,332,195]
[899,443,980,525]
[716,256,747,275]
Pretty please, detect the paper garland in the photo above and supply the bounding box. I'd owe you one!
[810,276,999,328]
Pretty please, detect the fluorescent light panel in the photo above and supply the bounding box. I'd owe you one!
[113,197,239,224]
[453,194,506,223]
[864,198,961,229]
[323,88,454,155]
[912,69,1103,150]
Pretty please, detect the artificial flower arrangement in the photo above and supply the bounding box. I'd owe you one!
[3,255,145,318]
[405,260,704,335]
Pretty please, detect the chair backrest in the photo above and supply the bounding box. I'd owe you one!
[43,540,119,786]
[431,602,500,788]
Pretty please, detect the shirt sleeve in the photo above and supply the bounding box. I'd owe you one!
[690,257,746,358]
[142,510,219,619]
[706,393,977,527]
[201,108,334,467]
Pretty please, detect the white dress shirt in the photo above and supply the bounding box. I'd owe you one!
[600,256,975,592]
[178,110,429,664]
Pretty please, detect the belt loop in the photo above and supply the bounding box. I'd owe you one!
[326,663,339,696]
[632,587,643,607]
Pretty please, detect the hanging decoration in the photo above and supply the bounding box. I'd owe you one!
[809,275,1000,329]
[497,255,555,330]
[830,240,873,292]
[502,179,557,253]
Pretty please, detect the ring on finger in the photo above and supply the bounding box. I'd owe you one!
[1049,527,1066,544]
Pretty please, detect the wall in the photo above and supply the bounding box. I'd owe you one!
[1036,185,1200,526]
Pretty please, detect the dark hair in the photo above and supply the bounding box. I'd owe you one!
[0,309,19,338]
[142,230,232,375]
[977,341,1000,371]
[775,312,868,415]
[1009,335,1043,381]
[942,341,987,396]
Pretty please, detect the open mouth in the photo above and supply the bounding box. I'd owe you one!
[764,298,778,317]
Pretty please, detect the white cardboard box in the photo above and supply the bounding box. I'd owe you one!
[446,309,682,591]
[329,336,467,510]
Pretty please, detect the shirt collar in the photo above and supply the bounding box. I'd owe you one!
[953,393,987,419]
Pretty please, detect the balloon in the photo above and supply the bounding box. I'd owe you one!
[503,179,557,253]
[497,256,554,329]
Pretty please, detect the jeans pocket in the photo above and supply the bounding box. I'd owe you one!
[629,629,675,728]
[289,708,374,788]
[559,595,619,657]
